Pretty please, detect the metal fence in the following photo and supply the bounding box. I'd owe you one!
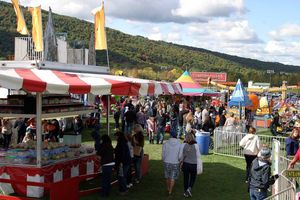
[265,169,296,200]
[213,127,286,159]
[213,128,299,199]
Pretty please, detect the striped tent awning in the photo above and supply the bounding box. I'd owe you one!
[174,71,219,96]
[0,68,182,96]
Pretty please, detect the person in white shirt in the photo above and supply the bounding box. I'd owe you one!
[194,107,202,130]
[201,106,209,124]
[239,127,262,183]
[162,131,181,197]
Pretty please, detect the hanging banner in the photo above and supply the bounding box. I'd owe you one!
[191,72,227,82]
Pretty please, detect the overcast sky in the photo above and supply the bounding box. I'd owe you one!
[4,0,300,66]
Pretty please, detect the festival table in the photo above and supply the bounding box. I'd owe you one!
[0,153,100,198]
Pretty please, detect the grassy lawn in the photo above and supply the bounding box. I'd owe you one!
[75,117,251,200]
[10,117,280,200]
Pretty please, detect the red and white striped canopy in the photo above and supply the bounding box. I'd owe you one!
[0,68,182,96]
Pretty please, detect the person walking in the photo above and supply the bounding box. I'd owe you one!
[154,110,169,144]
[239,127,262,183]
[194,107,202,130]
[178,109,189,140]
[179,132,201,197]
[132,124,145,184]
[169,107,178,132]
[224,112,238,144]
[249,147,278,200]
[146,117,155,144]
[114,131,131,196]
[2,119,13,148]
[219,110,226,127]
[114,107,120,131]
[136,107,146,129]
[96,134,115,198]
[124,107,136,134]
[14,118,26,143]
[162,130,181,197]
[245,109,254,133]
[270,109,280,136]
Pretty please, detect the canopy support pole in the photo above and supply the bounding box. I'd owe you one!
[36,93,42,168]
[106,95,110,136]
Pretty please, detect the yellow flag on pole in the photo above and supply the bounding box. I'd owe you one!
[91,6,107,50]
[28,6,43,52]
[11,0,29,35]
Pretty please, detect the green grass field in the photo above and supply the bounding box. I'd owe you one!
[76,118,252,200]
[9,117,279,200]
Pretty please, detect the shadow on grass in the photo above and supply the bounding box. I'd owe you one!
[77,159,250,200]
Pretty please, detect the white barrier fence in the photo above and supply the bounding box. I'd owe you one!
[213,128,298,199]
[213,128,286,158]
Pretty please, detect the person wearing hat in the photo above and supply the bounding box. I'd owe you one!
[162,130,181,197]
[249,147,278,199]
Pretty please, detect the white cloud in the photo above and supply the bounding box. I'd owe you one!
[187,19,261,44]
[166,33,182,42]
[171,0,246,18]
[143,25,161,33]
[17,0,246,24]
[268,23,300,39]
[126,20,140,27]
[148,33,164,41]
[169,25,182,32]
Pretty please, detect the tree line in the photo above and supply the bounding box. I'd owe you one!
[0,1,299,86]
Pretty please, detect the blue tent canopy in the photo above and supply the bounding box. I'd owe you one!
[228,79,252,107]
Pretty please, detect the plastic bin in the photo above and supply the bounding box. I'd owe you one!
[195,131,210,155]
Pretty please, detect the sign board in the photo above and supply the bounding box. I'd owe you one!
[285,170,300,178]
[190,72,227,82]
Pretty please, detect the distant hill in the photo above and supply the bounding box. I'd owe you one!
[0,1,299,86]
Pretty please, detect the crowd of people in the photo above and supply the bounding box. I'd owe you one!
[111,96,243,144]
[0,115,86,148]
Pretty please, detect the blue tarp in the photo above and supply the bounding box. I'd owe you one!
[228,79,252,107]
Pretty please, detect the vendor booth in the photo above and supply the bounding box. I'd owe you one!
[0,60,182,197]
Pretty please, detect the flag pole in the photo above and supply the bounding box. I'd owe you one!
[102,1,110,68]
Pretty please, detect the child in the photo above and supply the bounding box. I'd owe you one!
[146,117,155,144]
[126,134,134,188]
[114,107,120,131]
[258,143,273,160]
[22,132,32,143]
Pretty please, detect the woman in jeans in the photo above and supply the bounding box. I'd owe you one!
[96,134,115,198]
[179,133,201,197]
[132,124,145,184]
[114,131,132,196]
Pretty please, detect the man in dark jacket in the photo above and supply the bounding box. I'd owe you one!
[219,110,226,127]
[124,107,136,134]
[218,104,225,116]
[14,118,26,143]
[249,147,277,199]
[154,110,170,144]
[270,109,280,136]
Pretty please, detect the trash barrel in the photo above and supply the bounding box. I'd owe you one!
[195,131,210,155]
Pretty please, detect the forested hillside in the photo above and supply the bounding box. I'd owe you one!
[0,1,299,86]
